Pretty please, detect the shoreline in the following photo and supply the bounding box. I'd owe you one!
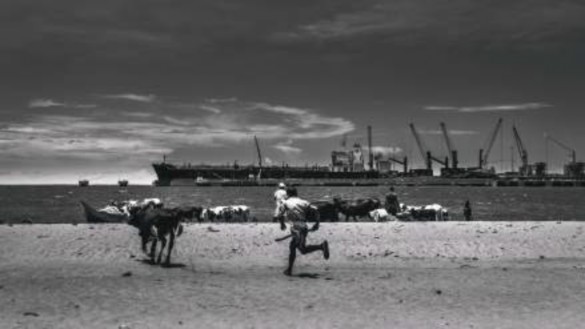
[2,222,585,328]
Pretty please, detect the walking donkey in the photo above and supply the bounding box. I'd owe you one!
[128,204,191,266]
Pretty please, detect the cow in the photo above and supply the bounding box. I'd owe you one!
[112,198,164,217]
[310,200,340,222]
[200,205,251,222]
[128,205,190,266]
[403,204,449,221]
[174,206,203,223]
[369,208,391,222]
[231,205,251,222]
[333,197,381,221]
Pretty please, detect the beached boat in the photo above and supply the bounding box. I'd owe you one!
[80,201,129,223]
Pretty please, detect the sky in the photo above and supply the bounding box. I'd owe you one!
[2,0,585,184]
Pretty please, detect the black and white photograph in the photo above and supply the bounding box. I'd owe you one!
[1,1,585,328]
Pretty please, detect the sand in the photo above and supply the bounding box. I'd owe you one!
[1,221,585,328]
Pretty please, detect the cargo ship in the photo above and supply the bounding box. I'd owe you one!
[152,162,381,186]
[152,133,386,186]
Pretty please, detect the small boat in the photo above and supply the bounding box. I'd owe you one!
[118,179,129,187]
[80,201,129,223]
[78,179,89,187]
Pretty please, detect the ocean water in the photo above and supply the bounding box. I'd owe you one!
[0,185,583,224]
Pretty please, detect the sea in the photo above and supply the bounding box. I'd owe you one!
[0,185,584,224]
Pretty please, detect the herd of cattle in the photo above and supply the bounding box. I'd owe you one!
[97,196,449,224]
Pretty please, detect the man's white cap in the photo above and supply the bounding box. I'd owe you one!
[278,182,286,188]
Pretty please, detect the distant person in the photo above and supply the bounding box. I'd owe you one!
[275,187,329,276]
[272,182,288,222]
[385,186,400,216]
[464,200,472,221]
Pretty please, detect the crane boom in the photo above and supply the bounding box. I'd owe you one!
[388,156,408,173]
[440,122,458,169]
[546,134,576,163]
[409,123,427,160]
[440,122,453,154]
[512,125,528,172]
[481,118,503,167]
[254,135,262,167]
[410,123,449,170]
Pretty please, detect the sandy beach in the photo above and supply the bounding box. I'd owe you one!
[2,221,585,329]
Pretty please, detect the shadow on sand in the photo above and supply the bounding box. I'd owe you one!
[295,273,321,279]
[138,259,186,268]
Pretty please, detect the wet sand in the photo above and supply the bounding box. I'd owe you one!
[1,222,585,328]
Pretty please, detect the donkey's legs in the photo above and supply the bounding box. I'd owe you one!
[156,235,167,264]
[164,230,175,266]
[148,239,158,263]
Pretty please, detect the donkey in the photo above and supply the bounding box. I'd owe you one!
[128,206,189,266]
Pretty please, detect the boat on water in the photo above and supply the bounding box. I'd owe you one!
[80,201,129,223]
[78,179,89,187]
[118,179,129,187]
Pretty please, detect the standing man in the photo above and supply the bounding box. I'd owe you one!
[464,200,473,221]
[272,182,288,222]
[385,186,400,216]
[276,187,329,276]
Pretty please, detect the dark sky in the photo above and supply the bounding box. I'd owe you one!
[2,0,585,183]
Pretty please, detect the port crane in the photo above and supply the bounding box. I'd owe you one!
[254,135,263,179]
[387,155,408,174]
[478,118,503,169]
[440,122,458,169]
[512,125,529,176]
[545,134,576,164]
[409,123,449,172]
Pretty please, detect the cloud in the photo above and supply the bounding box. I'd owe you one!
[249,102,355,139]
[29,99,97,109]
[73,104,98,109]
[29,99,65,108]
[207,98,238,104]
[102,93,157,103]
[273,140,302,154]
[273,1,585,50]
[121,111,154,118]
[3,97,354,157]
[372,146,402,156]
[424,103,551,112]
[199,105,222,114]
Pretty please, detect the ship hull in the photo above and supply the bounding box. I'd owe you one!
[152,163,380,186]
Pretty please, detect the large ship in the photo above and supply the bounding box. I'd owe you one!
[152,162,381,186]
[152,134,381,186]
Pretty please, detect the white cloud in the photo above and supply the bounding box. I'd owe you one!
[28,99,97,109]
[248,102,354,139]
[199,104,222,114]
[121,111,154,118]
[424,102,551,112]
[29,99,65,108]
[73,104,98,109]
[102,93,156,103]
[372,146,402,156]
[207,97,238,104]
[273,140,302,154]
